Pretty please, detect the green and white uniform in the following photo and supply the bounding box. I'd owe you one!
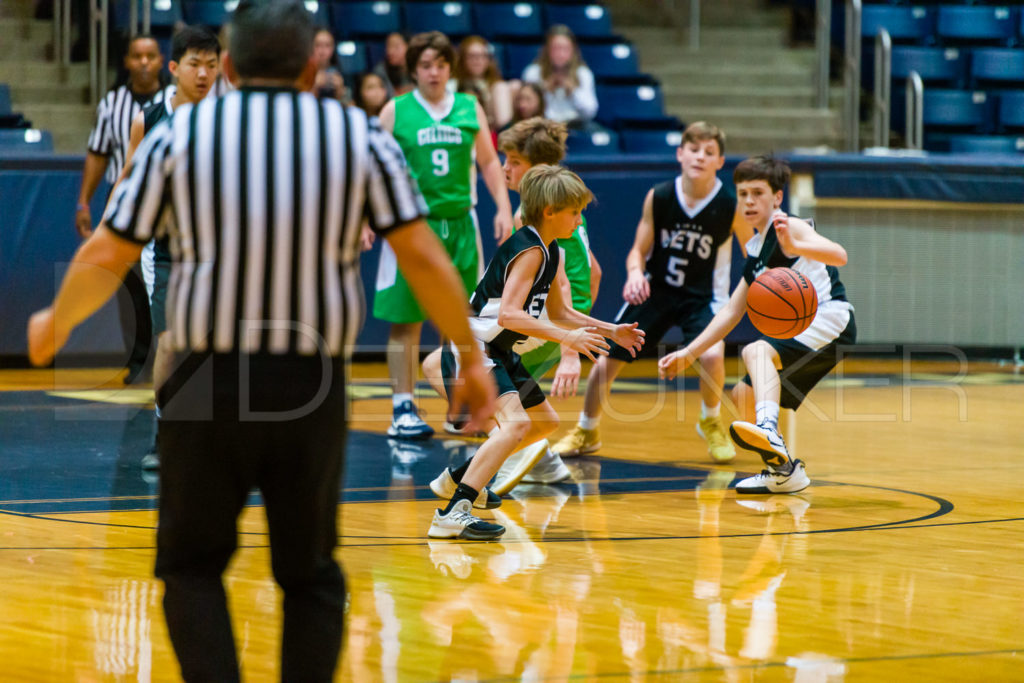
[519,214,594,377]
[374,90,483,323]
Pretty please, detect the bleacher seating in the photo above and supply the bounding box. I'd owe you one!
[998,91,1024,131]
[182,0,230,28]
[579,40,639,79]
[969,48,1024,88]
[0,84,10,115]
[0,129,54,153]
[473,3,544,41]
[935,6,1017,45]
[330,2,401,39]
[112,0,184,32]
[595,78,666,127]
[566,125,619,155]
[862,5,936,44]
[404,2,472,39]
[947,134,1024,155]
[619,119,685,154]
[502,40,544,78]
[544,4,613,39]
[335,40,369,75]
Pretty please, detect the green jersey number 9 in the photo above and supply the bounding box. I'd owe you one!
[432,148,449,177]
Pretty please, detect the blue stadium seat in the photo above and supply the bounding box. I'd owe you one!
[619,120,684,154]
[183,1,230,28]
[861,5,935,44]
[502,40,543,78]
[0,129,53,153]
[303,0,329,26]
[113,0,184,31]
[923,88,993,131]
[936,6,1017,46]
[947,134,1024,155]
[997,91,1024,131]
[579,40,639,79]
[890,46,967,87]
[473,3,542,41]
[595,79,665,126]
[970,48,1024,88]
[330,1,401,39]
[335,40,368,75]
[0,84,10,115]
[544,4,613,39]
[404,2,472,38]
[566,125,620,156]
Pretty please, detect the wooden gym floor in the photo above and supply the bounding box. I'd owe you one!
[0,357,1021,681]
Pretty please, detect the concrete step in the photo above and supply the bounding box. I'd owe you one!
[0,37,50,61]
[666,107,841,137]
[665,84,816,109]
[650,67,813,90]
[0,18,55,43]
[640,50,817,74]
[0,0,37,19]
[18,103,96,153]
[723,131,844,154]
[11,82,90,106]
[0,60,91,84]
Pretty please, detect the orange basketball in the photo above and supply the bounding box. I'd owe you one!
[746,267,818,339]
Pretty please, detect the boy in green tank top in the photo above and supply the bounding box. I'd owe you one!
[375,31,514,440]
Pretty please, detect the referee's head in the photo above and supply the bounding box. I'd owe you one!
[225,0,316,87]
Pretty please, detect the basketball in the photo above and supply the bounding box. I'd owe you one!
[746,267,818,339]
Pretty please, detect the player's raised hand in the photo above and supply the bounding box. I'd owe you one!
[27,307,68,367]
[657,349,693,380]
[550,352,581,398]
[622,269,650,305]
[564,327,610,362]
[772,210,796,252]
[494,211,514,245]
[610,322,645,358]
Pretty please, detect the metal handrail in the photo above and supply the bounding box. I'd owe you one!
[89,0,110,104]
[844,0,862,152]
[815,0,831,109]
[873,28,891,148]
[52,0,71,67]
[906,71,923,150]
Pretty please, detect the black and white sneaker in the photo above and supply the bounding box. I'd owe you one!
[388,401,434,440]
[729,421,792,468]
[427,499,505,540]
[735,460,810,494]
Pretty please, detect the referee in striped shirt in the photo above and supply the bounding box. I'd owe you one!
[29,1,495,679]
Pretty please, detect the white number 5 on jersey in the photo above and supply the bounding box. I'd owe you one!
[666,255,687,287]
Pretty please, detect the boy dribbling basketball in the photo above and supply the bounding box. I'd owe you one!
[428,165,644,540]
[658,156,856,494]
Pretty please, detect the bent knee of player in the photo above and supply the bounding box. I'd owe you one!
[741,339,779,368]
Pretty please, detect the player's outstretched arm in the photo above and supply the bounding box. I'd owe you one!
[28,225,145,366]
[546,274,645,358]
[386,219,496,431]
[658,281,748,380]
[474,102,514,244]
[774,213,847,266]
[622,189,655,305]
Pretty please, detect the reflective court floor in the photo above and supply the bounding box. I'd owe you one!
[0,358,1022,681]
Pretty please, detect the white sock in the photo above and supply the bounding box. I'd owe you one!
[392,393,413,409]
[578,412,600,430]
[701,401,720,419]
[755,401,780,430]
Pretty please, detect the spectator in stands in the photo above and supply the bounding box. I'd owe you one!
[374,31,415,97]
[522,25,597,127]
[312,26,347,102]
[75,33,168,384]
[500,82,546,133]
[354,71,390,126]
[455,36,514,132]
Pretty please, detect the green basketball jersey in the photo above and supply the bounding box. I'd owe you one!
[392,90,478,218]
[558,214,593,313]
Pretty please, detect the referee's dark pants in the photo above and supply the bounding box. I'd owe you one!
[155,351,348,681]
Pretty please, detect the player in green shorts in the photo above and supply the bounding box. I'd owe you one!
[376,31,514,439]
[422,117,602,491]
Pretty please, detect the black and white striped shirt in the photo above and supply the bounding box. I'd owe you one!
[87,84,169,183]
[103,86,427,357]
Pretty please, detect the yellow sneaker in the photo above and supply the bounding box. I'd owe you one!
[550,425,601,457]
[697,416,736,463]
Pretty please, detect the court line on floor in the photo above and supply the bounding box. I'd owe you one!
[472,647,1024,682]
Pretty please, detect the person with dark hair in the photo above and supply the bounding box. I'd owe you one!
[454,35,513,132]
[28,1,495,679]
[106,23,221,470]
[312,26,346,102]
[500,81,546,133]
[521,24,597,126]
[375,30,514,441]
[659,154,856,494]
[373,31,414,97]
[354,70,390,124]
[75,33,168,383]
[553,122,750,464]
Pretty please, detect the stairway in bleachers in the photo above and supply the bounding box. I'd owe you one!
[608,0,844,154]
[0,0,93,154]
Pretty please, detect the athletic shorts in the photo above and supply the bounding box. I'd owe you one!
[373,210,482,324]
[608,289,715,362]
[739,312,857,410]
[441,342,547,416]
[150,236,172,336]
[519,302,592,378]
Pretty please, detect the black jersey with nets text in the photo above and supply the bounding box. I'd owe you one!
[143,97,173,133]
[468,226,560,353]
[742,220,848,304]
[645,177,736,304]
